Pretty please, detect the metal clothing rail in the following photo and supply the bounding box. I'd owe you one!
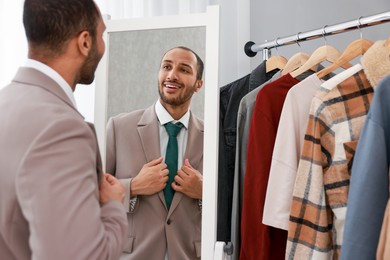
[245,11,390,59]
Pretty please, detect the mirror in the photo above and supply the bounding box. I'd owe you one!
[94,6,220,259]
[106,27,206,121]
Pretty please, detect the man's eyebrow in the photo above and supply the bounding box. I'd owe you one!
[180,63,193,70]
[161,60,193,70]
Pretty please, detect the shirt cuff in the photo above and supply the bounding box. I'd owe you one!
[129,178,137,212]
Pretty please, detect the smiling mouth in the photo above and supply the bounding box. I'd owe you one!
[164,83,181,89]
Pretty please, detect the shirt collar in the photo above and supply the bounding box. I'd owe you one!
[25,59,77,108]
[155,99,190,129]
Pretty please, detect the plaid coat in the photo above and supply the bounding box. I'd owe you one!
[286,70,373,259]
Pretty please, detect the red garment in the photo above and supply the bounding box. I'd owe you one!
[240,74,300,260]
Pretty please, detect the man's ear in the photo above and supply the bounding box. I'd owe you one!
[195,79,203,92]
[77,31,92,57]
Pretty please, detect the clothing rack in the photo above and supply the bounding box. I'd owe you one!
[244,11,390,59]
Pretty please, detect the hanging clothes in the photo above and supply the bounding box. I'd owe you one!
[218,61,278,242]
[286,40,389,260]
[287,71,372,260]
[231,71,282,260]
[263,73,326,231]
[341,41,390,260]
[240,73,303,260]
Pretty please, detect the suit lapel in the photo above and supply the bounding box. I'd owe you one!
[137,105,167,206]
[183,112,204,170]
[169,112,204,214]
[137,105,161,162]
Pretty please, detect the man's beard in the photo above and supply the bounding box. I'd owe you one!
[79,41,101,85]
[158,81,197,106]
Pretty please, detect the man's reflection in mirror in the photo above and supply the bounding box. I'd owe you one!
[106,46,204,259]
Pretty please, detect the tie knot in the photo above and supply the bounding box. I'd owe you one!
[164,122,184,137]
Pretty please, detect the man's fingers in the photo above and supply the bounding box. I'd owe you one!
[100,174,108,186]
[184,158,192,168]
[145,157,163,167]
[157,162,168,171]
[161,168,169,176]
[179,167,192,176]
[174,174,184,184]
[176,170,186,179]
[104,173,117,185]
[172,181,183,191]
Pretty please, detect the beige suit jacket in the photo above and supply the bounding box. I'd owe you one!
[106,105,203,260]
[0,67,127,260]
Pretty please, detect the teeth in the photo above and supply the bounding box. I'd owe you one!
[166,84,178,89]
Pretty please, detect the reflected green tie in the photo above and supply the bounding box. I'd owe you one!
[163,122,184,209]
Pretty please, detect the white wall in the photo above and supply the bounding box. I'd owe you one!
[216,0,251,86]
[0,1,26,89]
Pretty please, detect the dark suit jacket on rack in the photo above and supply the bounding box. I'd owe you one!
[106,104,204,260]
[0,67,127,260]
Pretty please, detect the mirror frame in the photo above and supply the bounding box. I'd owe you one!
[94,6,220,259]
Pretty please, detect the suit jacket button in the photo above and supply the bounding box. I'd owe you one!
[167,219,171,225]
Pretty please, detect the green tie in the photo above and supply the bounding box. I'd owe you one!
[163,122,184,209]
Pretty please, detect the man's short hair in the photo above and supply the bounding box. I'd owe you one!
[164,46,204,81]
[23,0,100,54]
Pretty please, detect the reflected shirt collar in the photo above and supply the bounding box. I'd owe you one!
[155,99,189,129]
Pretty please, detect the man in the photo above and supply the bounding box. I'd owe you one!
[0,0,127,259]
[106,46,204,259]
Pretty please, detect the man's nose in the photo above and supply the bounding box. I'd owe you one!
[167,69,178,80]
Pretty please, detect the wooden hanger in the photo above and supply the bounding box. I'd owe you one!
[290,25,353,78]
[266,55,287,72]
[266,38,287,73]
[281,52,310,75]
[316,38,373,79]
[290,45,350,78]
[281,32,311,76]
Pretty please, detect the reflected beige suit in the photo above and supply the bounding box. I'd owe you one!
[0,67,127,260]
[106,104,203,260]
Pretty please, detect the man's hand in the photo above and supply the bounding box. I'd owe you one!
[99,173,125,204]
[172,159,202,199]
[131,157,169,196]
